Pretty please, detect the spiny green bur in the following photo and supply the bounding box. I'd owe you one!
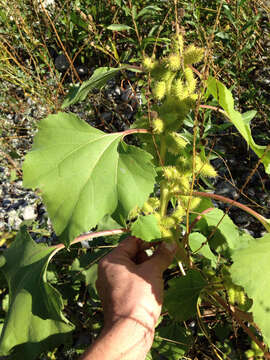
[133,35,216,242]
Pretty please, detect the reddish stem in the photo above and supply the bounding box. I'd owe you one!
[189,207,215,233]
[199,104,227,116]
[49,228,127,258]
[175,191,270,232]
[121,128,150,136]
[212,293,270,356]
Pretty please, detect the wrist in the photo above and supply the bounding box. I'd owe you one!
[103,313,155,339]
[103,316,154,356]
[82,316,154,360]
[104,306,158,335]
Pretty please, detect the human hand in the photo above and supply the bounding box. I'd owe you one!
[96,236,177,333]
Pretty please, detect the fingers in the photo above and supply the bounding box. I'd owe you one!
[135,250,150,264]
[103,236,177,272]
[111,236,142,259]
[147,242,177,273]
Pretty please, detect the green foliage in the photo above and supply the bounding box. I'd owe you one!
[0,227,73,359]
[131,214,161,242]
[15,29,270,357]
[164,270,207,322]
[206,77,270,174]
[23,112,156,246]
[230,234,270,347]
[196,208,255,256]
[189,232,217,268]
[62,66,138,108]
[148,321,192,359]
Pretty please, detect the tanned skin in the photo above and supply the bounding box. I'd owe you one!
[80,236,177,360]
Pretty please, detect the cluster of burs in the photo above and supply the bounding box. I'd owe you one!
[131,34,217,241]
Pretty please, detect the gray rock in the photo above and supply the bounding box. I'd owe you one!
[76,65,88,77]
[55,54,70,72]
[22,205,36,221]
[215,182,238,199]
[8,210,22,229]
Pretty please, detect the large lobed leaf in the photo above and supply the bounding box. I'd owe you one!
[23,112,156,246]
[147,322,191,359]
[230,234,270,347]
[164,270,207,322]
[197,208,255,256]
[189,232,217,268]
[206,77,270,174]
[0,227,73,359]
[131,214,161,242]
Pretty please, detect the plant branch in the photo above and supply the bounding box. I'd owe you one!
[212,293,270,357]
[199,104,227,117]
[49,229,127,260]
[174,191,270,232]
[121,128,150,137]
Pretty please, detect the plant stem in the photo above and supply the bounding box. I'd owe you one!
[177,261,186,276]
[160,135,167,166]
[160,183,169,217]
[122,128,150,137]
[159,134,168,217]
[174,191,270,233]
[49,229,127,259]
[212,293,270,357]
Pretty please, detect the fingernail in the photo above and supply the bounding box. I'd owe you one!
[164,242,177,253]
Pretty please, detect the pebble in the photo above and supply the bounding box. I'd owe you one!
[100,112,113,123]
[23,205,36,221]
[215,182,238,199]
[235,214,250,226]
[121,88,133,102]
[76,65,88,77]
[8,210,22,230]
[114,86,122,96]
[54,54,70,72]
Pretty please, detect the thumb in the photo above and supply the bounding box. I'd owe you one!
[148,241,177,273]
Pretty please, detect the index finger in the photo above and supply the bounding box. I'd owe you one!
[111,236,142,259]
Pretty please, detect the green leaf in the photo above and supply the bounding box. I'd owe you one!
[197,208,255,256]
[164,270,207,321]
[0,227,73,359]
[115,142,157,218]
[107,24,133,31]
[150,322,191,359]
[230,234,270,347]
[131,214,161,242]
[97,214,122,231]
[62,67,127,108]
[70,11,88,30]
[136,5,162,19]
[215,31,230,40]
[242,110,257,124]
[206,77,270,174]
[189,232,217,267]
[131,5,137,19]
[71,258,98,288]
[23,113,156,246]
[189,197,213,224]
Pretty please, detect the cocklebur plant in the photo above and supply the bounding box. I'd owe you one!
[130,34,216,250]
[1,34,270,359]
